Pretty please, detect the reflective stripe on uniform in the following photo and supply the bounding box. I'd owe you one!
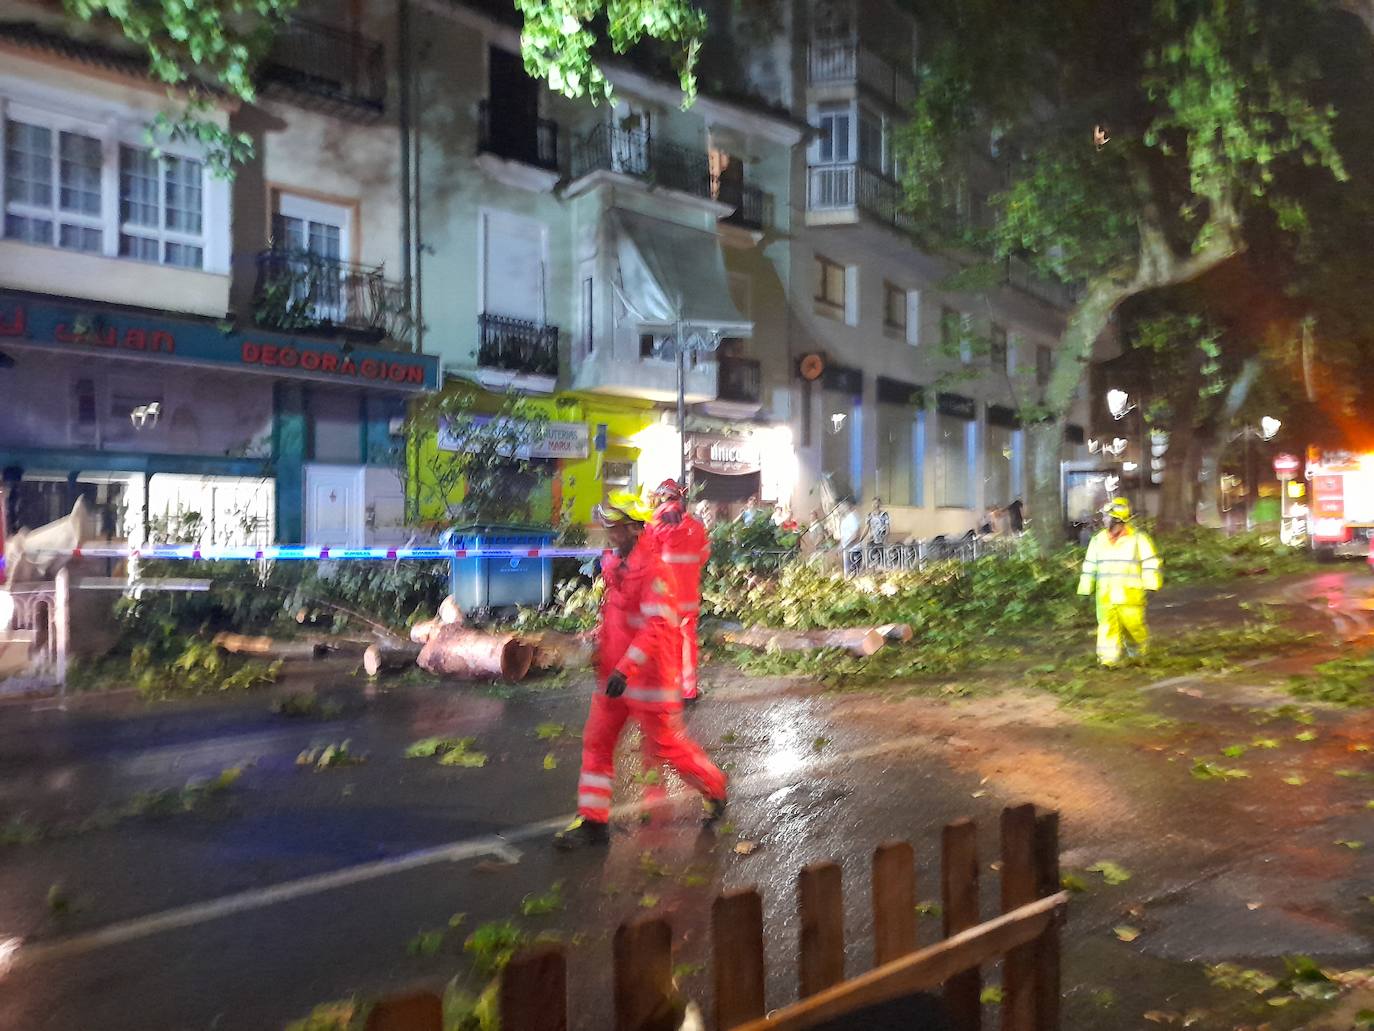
[579,793,611,812]
[579,772,613,791]
[625,686,680,704]
[625,645,648,665]
[660,551,700,564]
[640,603,676,620]
[678,600,700,613]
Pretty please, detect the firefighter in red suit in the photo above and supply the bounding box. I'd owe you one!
[649,479,710,702]
[554,491,728,849]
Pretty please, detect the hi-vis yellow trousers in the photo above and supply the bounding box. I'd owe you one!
[1095,599,1148,666]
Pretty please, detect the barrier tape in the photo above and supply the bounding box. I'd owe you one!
[24,545,605,562]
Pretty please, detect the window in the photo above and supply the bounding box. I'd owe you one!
[822,387,860,500]
[582,277,594,354]
[814,255,846,313]
[884,283,907,333]
[990,325,1008,370]
[878,402,916,506]
[817,104,851,164]
[936,413,974,508]
[2,104,220,271]
[640,333,657,359]
[1036,345,1053,387]
[4,120,103,252]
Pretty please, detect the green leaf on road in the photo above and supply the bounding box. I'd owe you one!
[439,747,488,768]
[812,737,830,752]
[721,730,738,744]
[1252,738,1280,749]
[448,912,466,928]
[543,754,558,770]
[464,920,526,977]
[1295,730,1317,742]
[1191,760,1249,781]
[1334,768,1359,778]
[1113,925,1142,943]
[980,986,1004,1004]
[520,882,564,916]
[407,929,445,956]
[914,900,943,917]
[1335,840,1364,850]
[638,893,659,909]
[535,722,566,741]
[1221,744,1248,758]
[639,852,671,878]
[405,736,463,758]
[1061,873,1090,893]
[1087,861,1132,885]
[1282,773,1306,786]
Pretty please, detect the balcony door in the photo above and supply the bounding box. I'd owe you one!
[480,211,549,373]
[277,193,353,324]
[486,46,541,165]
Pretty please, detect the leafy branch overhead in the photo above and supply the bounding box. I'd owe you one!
[515,0,707,104]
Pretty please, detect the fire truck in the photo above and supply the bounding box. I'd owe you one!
[1305,448,1374,555]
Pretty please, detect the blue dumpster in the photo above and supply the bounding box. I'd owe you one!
[445,524,555,613]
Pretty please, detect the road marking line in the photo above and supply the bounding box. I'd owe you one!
[5,729,948,971]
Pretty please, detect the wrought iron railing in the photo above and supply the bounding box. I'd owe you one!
[259,17,386,111]
[807,36,915,107]
[477,313,559,377]
[253,247,413,348]
[715,179,772,230]
[477,100,559,172]
[807,163,914,231]
[571,124,712,199]
[716,355,762,405]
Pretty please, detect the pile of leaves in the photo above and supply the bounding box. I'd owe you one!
[1287,653,1374,707]
[1154,526,1314,584]
[706,516,801,575]
[129,637,280,700]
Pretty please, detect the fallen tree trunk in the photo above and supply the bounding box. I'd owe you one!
[363,641,424,676]
[212,632,326,660]
[712,626,887,657]
[518,630,594,672]
[409,618,443,645]
[438,595,465,626]
[417,627,534,681]
[876,623,913,643]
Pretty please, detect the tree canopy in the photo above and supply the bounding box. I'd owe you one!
[894,0,1354,542]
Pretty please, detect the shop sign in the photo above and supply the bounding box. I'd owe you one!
[937,392,977,420]
[1273,453,1301,479]
[438,418,589,460]
[0,291,439,390]
[691,435,760,476]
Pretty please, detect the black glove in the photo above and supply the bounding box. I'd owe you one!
[605,670,628,698]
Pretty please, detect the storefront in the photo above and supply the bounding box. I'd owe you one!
[0,289,439,546]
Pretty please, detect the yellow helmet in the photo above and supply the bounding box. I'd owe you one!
[1105,497,1133,521]
[595,489,653,527]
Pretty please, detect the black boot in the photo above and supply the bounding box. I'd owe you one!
[553,816,610,850]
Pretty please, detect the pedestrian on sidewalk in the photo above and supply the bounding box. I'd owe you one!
[1077,498,1162,666]
[555,492,728,849]
[649,478,710,703]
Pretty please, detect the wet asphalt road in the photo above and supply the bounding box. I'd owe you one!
[0,570,1371,1030]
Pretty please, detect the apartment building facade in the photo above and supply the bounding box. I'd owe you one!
[0,2,439,548]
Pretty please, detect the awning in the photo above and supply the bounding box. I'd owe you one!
[612,210,752,338]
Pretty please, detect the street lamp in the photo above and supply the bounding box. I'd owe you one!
[655,320,722,488]
[1107,389,1147,515]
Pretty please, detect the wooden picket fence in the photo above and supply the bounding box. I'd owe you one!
[365,803,1068,1031]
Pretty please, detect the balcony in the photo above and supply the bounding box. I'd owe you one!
[807,36,915,109]
[259,18,385,115]
[715,179,772,231]
[571,124,712,201]
[474,313,559,393]
[252,249,413,349]
[477,100,559,172]
[807,163,914,232]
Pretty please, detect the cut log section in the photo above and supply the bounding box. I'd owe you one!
[363,641,425,677]
[417,626,534,681]
[438,595,465,626]
[212,632,326,660]
[712,626,887,657]
[518,631,594,672]
[876,623,914,643]
[409,618,443,645]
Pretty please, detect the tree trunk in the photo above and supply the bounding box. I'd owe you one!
[1197,358,1261,527]
[212,632,325,660]
[1027,282,1126,553]
[1156,344,1207,529]
[518,630,594,671]
[416,626,534,681]
[363,641,423,676]
[712,626,888,657]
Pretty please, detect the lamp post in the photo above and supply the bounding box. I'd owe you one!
[1106,389,1146,516]
[659,318,721,491]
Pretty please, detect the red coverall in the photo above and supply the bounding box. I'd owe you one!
[576,534,727,823]
[650,502,710,699]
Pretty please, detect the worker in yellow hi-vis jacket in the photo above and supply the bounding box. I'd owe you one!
[1078,498,1162,666]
